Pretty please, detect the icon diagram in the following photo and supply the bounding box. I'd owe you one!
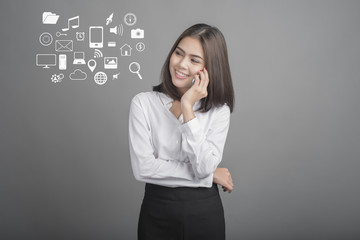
[36,54,56,68]
[73,52,86,64]
[94,49,103,58]
[89,26,103,48]
[110,24,123,36]
[51,73,64,83]
[104,57,118,69]
[124,13,136,26]
[70,69,87,80]
[106,13,113,25]
[62,16,79,31]
[87,59,97,72]
[129,62,142,79]
[36,12,146,86]
[131,28,144,39]
[94,72,107,85]
[76,32,85,41]
[59,54,67,70]
[42,12,59,24]
[136,42,145,52]
[120,44,132,56]
[39,32,53,46]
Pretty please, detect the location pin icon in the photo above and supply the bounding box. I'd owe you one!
[88,59,96,72]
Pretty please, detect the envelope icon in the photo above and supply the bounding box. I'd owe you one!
[42,12,59,24]
[55,40,73,52]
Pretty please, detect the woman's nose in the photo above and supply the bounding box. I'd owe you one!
[178,57,189,69]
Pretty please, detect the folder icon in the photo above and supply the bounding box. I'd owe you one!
[42,12,59,24]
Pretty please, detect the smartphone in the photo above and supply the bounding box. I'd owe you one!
[59,54,67,70]
[89,26,103,48]
[191,74,201,86]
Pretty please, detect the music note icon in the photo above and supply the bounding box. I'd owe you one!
[62,16,79,32]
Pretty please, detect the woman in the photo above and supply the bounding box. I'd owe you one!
[129,23,235,240]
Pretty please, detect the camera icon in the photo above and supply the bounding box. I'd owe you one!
[131,28,144,39]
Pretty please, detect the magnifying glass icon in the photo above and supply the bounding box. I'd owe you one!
[129,62,142,79]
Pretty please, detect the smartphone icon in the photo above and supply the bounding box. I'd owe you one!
[89,26,103,48]
[59,54,67,70]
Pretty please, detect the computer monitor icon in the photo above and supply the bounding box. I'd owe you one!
[36,54,56,68]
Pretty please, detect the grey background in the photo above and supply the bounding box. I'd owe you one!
[1,0,360,239]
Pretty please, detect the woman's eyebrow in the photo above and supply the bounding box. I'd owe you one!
[176,46,203,60]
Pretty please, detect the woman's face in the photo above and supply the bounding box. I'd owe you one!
[169,36,205,95]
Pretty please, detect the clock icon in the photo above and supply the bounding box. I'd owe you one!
[124,13,137,26]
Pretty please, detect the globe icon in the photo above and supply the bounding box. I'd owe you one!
[94,72,107,85]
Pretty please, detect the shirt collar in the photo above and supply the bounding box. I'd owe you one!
[158,92,173,106]
[158,91,202,110]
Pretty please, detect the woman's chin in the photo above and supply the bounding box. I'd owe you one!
[172,78,189,87]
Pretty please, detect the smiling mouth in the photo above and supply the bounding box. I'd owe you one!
[175,70,190,79]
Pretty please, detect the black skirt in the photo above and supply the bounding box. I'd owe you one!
[138,183,225,240]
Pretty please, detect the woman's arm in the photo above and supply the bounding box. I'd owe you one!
[180,68,232,180]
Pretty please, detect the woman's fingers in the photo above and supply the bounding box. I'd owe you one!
[193,73,201,86]
[199,68,209,89]
[203,67,209,86]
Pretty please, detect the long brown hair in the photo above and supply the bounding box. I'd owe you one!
[153,23,234,113]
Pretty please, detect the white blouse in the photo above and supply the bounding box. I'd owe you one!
[129,91,231,188]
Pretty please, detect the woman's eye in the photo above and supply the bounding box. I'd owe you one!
[175,51,183,56]
[191,59,200,64]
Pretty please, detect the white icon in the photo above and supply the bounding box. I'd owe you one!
[42,12,59,24]
[94,49,103,58]
[69,69,87,80]
[87,59,97,72]
[131,28,144,39]
[129,62,142,79]
[56,32,67,37]
[104,57,118,69]
[73,52,86,64]
[120,44,132,56]
[89,26,103,48]
[108,42,116,47]
[94,72,107,85]
[39,32,53,46]
[55,40,73,52]
[136,42,145,52]
[76,32,85,41]
[59,54,67,70]
[36,54,56,68]
[106,13,113,25]
[112,72,120,80]
[62,16,79,31]
[124,13,136,26]
[109,24,123,36]
[51,73,64,83]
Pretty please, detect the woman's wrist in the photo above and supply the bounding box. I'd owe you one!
[181,101,195,123]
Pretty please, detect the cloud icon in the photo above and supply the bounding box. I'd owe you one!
[69,69,87,80]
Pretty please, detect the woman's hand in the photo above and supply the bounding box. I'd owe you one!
[181,68,209,108]
[213,168,234,193]
[181,68,209,122]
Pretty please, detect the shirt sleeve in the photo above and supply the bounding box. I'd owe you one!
[180,105,231,179]
[128,95,213,187]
